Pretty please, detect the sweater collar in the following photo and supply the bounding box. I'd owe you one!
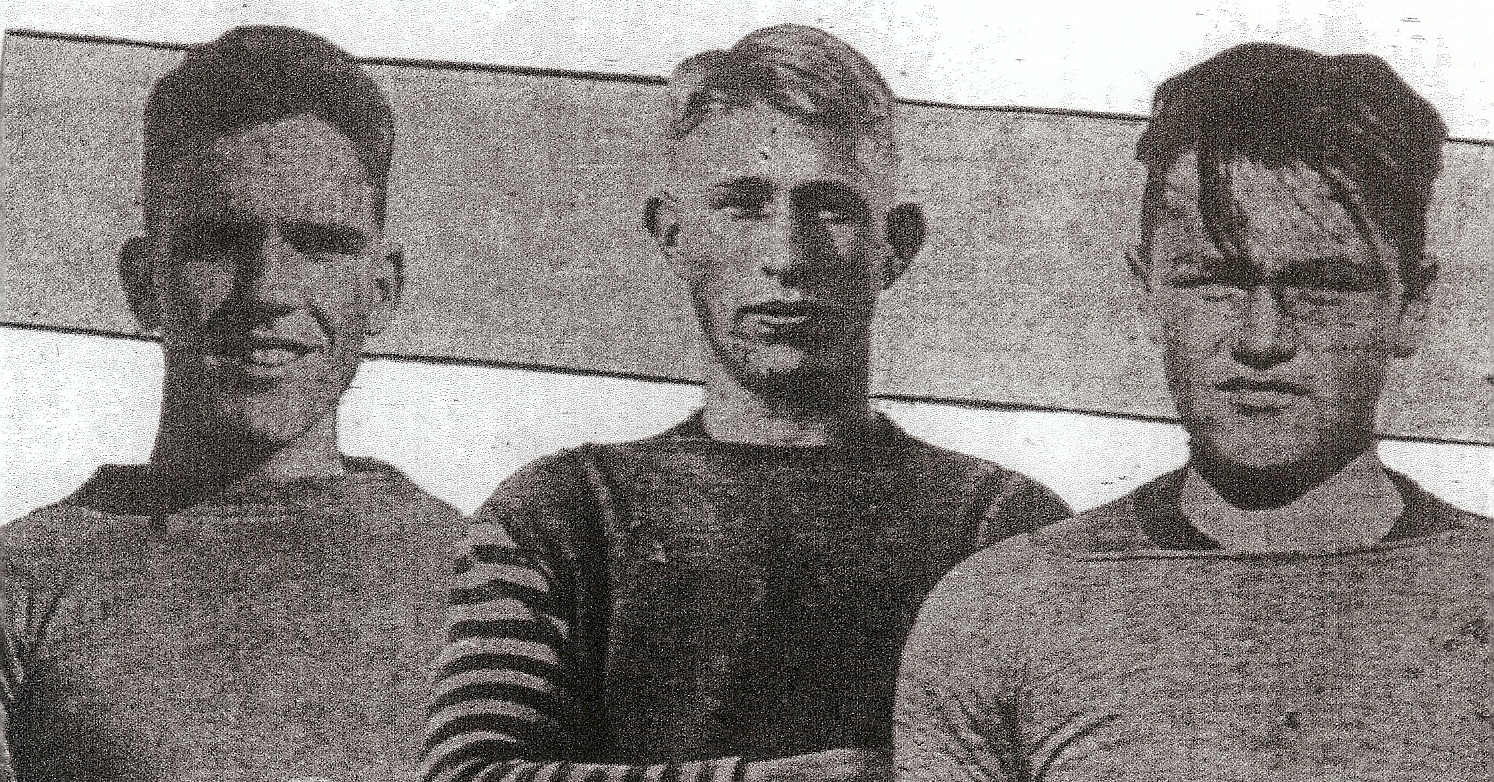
[1179,451,1403,553]
[70,456,405,517]
[1134,462,1461,552]
[654,408,909,451]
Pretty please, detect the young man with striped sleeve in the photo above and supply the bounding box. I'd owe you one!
[422,24,1071,782]
[0,27,462,781]
[894,43,1488,781]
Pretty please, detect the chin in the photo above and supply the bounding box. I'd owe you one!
[738,356,846,396]
[1193,422,1355,481]
[211,394,331,451]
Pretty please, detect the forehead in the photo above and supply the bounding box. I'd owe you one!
[151,114,375,223]
[1152,150,1383,268]
[670,105,887,197]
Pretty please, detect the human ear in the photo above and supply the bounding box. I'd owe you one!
[366,242,406,336]
[644,192,688,280]
[1126,245,1164,346]
[882,203,925,288]
[119,236,161,334]
[1390,256,1437,358]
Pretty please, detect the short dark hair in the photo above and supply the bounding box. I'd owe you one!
[142,25,394,224]
[665,24,898,169]
[1136,42,1446,298]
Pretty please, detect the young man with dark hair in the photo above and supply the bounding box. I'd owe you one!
[894,43,1487,781]
[0,26,462,780]
[421,24,1070,782]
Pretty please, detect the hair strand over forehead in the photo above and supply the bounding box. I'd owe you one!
[1136,42,1446,298]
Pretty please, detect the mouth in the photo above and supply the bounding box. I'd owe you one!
[1217,377,1311,412]
[736,301,821,332]
[213,335,319,373]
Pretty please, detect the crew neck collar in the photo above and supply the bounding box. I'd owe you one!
[653,408,908,451]
[72,457,396,517]
[1125,464,1463,556]
[1179,451,1403,553]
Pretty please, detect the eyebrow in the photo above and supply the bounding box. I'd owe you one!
[793,180,869,212]
[1273,256,1388,290]
[279,219,371,253]
[711,176,776,201]
[170,217,370,254]
[1162,253,1388,290]
[1161,253,1258,284]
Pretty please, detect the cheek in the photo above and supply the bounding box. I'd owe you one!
[681,233,749,302]
[161,264,235,322]
[306,265,377,337]
[1159,296,1229,360]
[1299,338,1391,400]
[825,223,869,257]
[686,222,753,268]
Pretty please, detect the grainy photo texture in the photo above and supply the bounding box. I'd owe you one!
[0,3,1487,782]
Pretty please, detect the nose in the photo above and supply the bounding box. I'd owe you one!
[241,228,303,314]
[755,208,811,284]
[1231,285,1298,369]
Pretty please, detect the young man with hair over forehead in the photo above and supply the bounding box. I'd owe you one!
[894,43,1488,782]
[0,26,462,781]
[421,25,1070,782]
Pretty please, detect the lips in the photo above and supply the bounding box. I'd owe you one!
[246,347,303,368]
[736,300,824,336]
[1217,376,1311,411]
[213,334,319,375]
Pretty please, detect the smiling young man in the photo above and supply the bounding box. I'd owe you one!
[0,27,461,781]
[894,43,1488,781]
[420,25,1070,782]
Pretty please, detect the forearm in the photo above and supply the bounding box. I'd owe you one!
[422,753,743,782]
[423,749,886,782]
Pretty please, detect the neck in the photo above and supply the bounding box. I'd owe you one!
[149,399,346,496]
[1191,444,1369,511]
[700,363,874,446]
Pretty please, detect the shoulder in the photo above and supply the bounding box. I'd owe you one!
[474,447,602,519]
[879,422,1002,482]
[343,457,460,516]
[1027,469,1192,554]
[338,458,464,554]
[902,533,1063,678]
[1384,469,1490,541]
[882,421,1072,519]
[916,532,1068,633]
[0,466,150,572]
[0,473,158,617]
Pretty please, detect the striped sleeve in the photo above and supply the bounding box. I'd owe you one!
[0,550,35,782]
[419,460,746,782]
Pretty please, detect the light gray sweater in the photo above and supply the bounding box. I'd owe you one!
[895,468,1488,782]
[0,458,463,782]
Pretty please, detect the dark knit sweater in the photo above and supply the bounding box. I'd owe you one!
[0,458,463,782]
[421,413,1071,782]
[895,468,1489,782]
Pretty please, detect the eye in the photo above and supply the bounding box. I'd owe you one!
[1168,271,1243,303]
[171,222,257,261]
[710,196,766,220]
[1195,283,1243,303]
[811,206,853,224]
[795,184,866,227]
[280,223,368,257]
[1296,289,1345,307]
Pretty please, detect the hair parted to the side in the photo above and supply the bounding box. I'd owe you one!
[665,24,898,167]
[142,25,395,223]
[1136,42,1446,299]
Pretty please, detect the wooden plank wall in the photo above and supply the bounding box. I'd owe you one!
[5,32,1488,442]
